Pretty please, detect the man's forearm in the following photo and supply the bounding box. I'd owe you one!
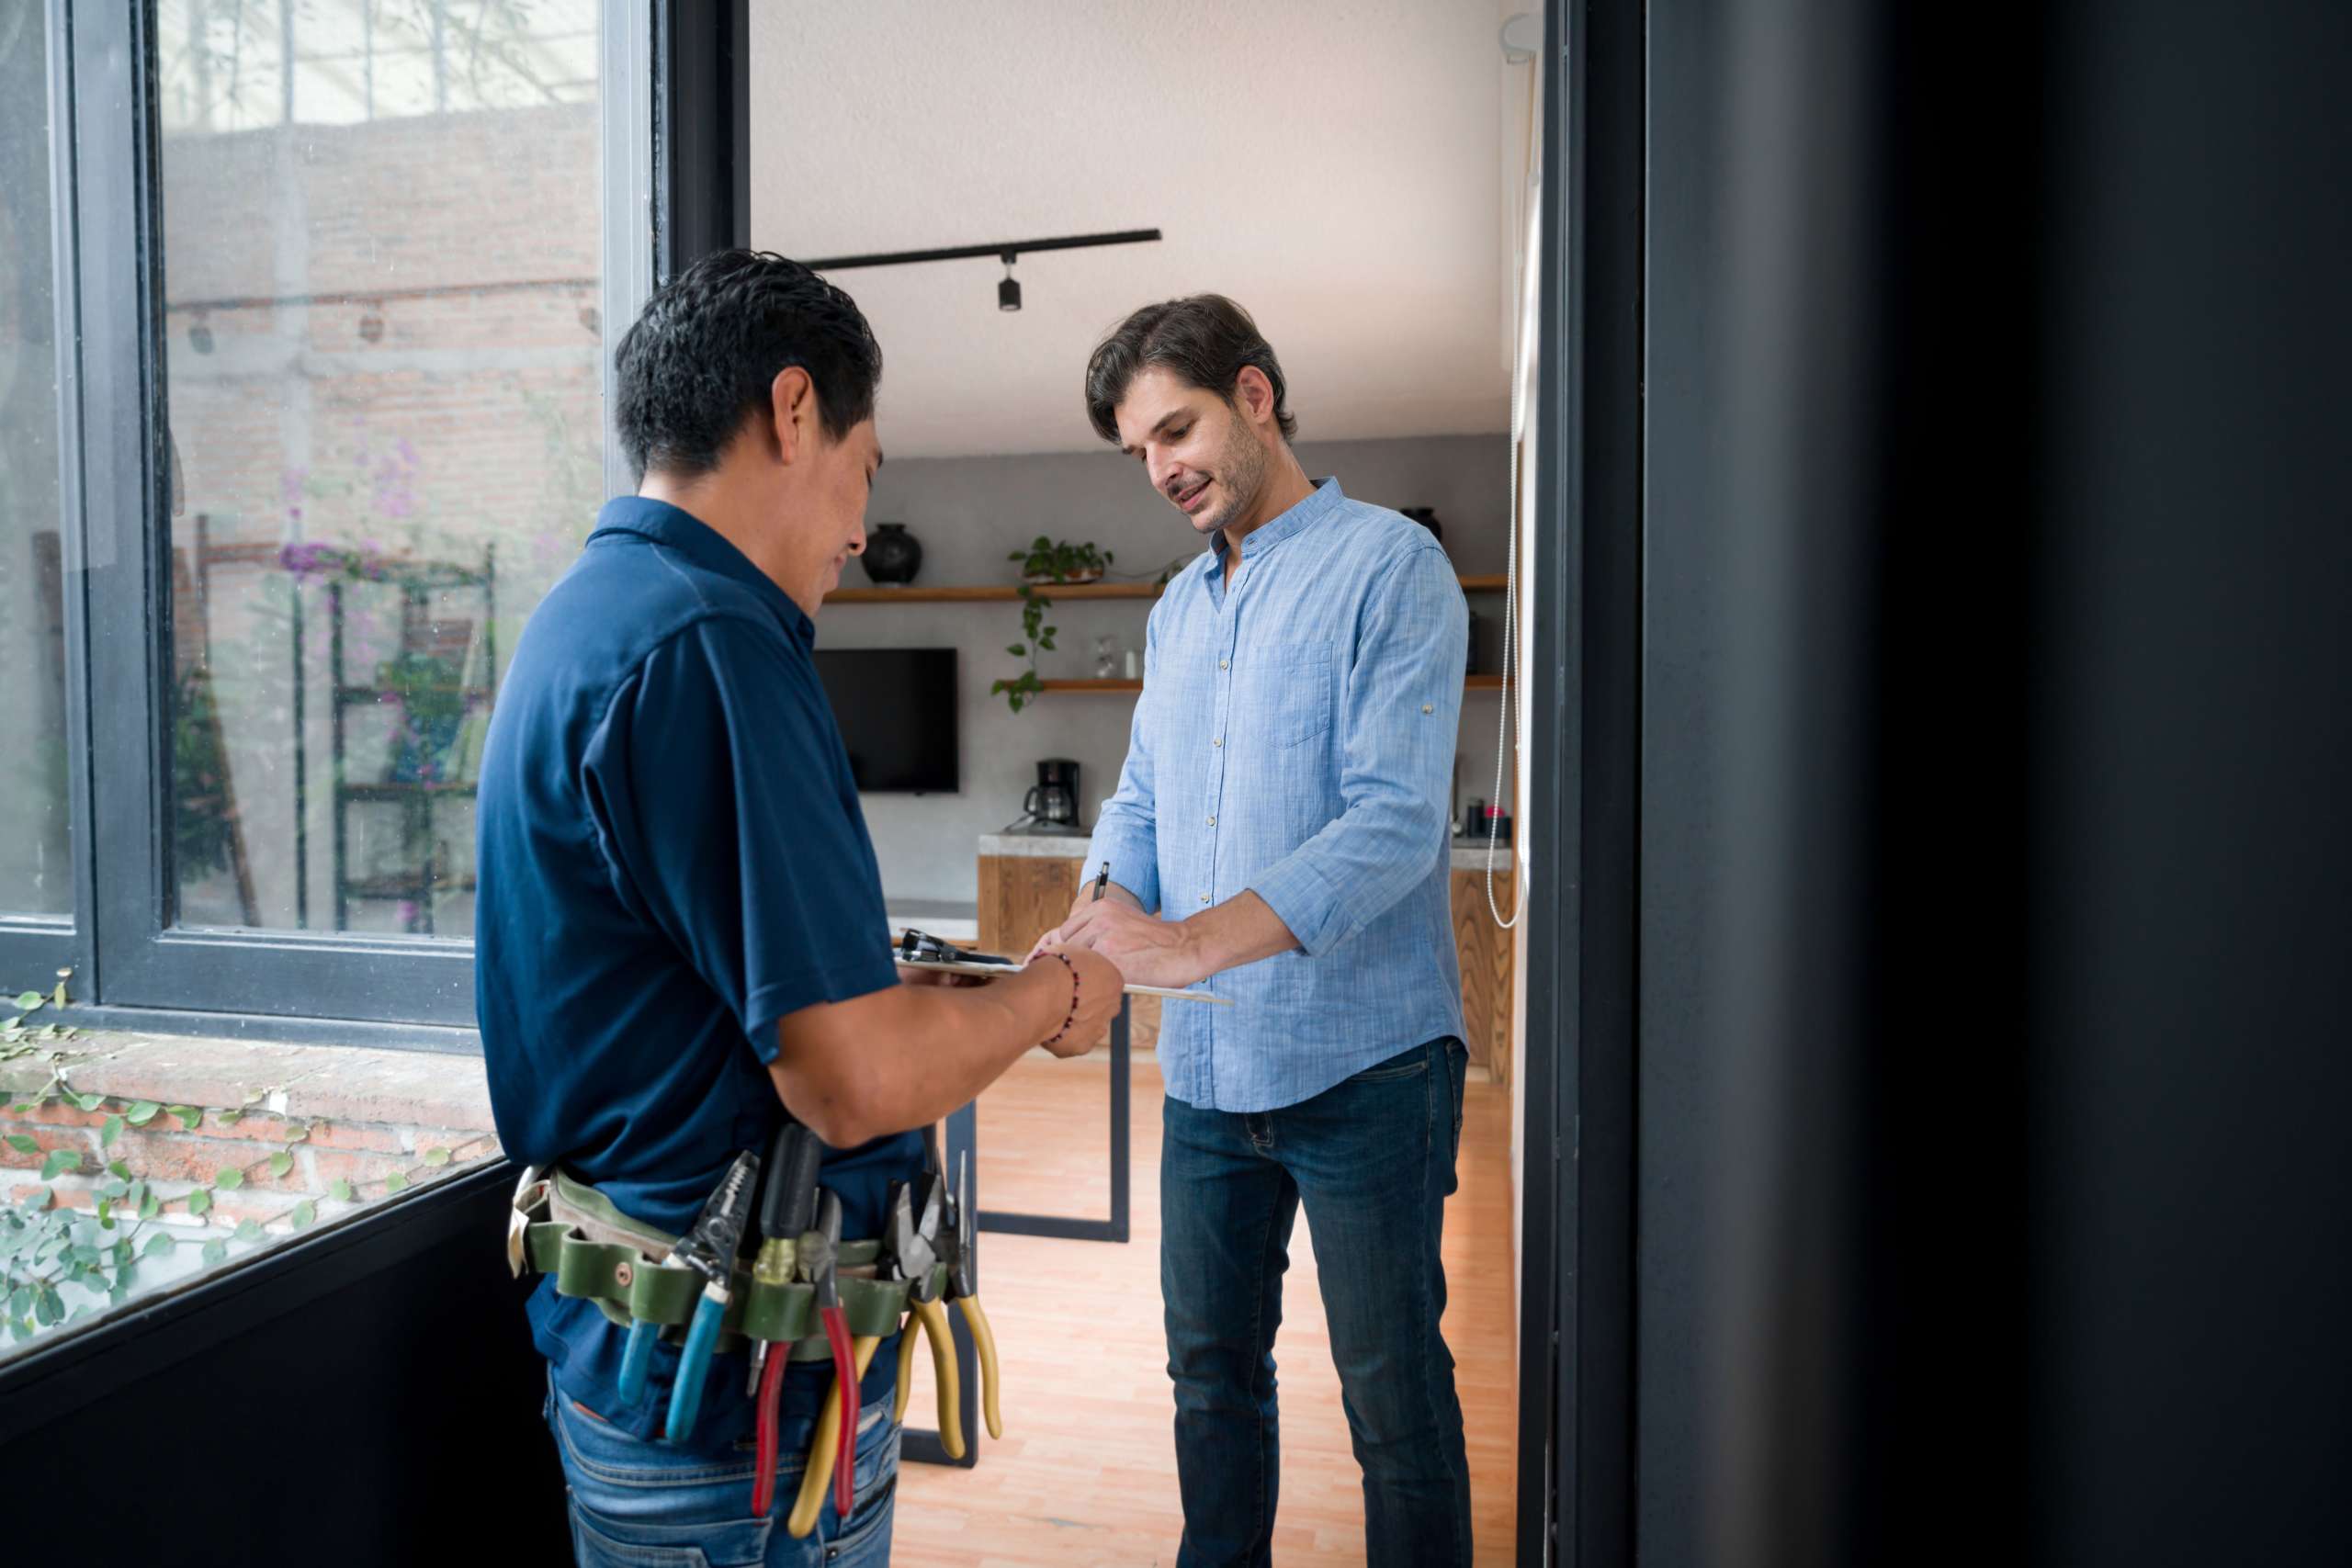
[1046,886,1301,989]
[1178,889,1299,979]
[772,964,1077,1146]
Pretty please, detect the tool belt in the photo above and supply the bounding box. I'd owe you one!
[510,1167,941,1358]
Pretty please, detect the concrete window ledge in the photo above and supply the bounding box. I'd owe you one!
[1,1030,503,1356]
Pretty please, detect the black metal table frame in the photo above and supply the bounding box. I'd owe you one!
[901,996,1132,1468]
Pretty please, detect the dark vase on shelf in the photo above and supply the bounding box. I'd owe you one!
[861,522,922,585]
[1401,506,1446,550]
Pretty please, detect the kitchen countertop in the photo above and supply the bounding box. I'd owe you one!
[979,830,1515,873]
[978,829,1097,859]
[885,898,978,942]
[1449,838,1519,872]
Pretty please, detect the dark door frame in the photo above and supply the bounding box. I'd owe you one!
[1513,1,1644,1563]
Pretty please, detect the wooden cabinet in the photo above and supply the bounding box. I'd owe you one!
[977,854,1160,1049]
[977,850,1517,1078]
[1452,865,1517,1083]
[976,854,1082,956]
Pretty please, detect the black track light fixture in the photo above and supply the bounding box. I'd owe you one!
[803,229,1160,314]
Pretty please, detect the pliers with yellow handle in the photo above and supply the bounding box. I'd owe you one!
[935,1147,1002,1441]
[880,1176,967,1456]
[786,1332,881,1539]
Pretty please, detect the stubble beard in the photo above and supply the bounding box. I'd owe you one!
[1197,415,1271,538]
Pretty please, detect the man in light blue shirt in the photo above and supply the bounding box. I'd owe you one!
[1039,296,1474,1566]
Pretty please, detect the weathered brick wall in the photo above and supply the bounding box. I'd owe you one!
[158,101,605,932]
[3,1029,500,1280]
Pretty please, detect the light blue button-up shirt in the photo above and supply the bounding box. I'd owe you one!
[1083,477,1469,1112]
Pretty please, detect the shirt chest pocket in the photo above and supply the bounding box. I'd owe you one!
[1232,641,1337,750]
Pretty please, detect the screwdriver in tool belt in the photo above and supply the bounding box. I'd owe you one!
[748,1118,822,1516]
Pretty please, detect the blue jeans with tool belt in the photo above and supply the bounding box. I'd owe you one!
[545,1366,902,1566]
[1160,1036,1475,1568]
[513,1121,993,1565]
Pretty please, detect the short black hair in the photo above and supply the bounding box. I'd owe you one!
[613,250,882,477]
[1084,294,1296,446]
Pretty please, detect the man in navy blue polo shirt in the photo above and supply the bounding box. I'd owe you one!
[475,251,1124,1564]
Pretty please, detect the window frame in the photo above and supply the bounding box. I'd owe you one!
[0,0,96,983]
[2,0,722,1035]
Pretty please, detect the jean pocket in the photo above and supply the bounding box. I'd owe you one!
[567,1495,772,1567]
[1442,1038,1468,1194]
[1448,1038,1468,1156]
[1350,1046,1430,1085]
[824,1472,899,1563]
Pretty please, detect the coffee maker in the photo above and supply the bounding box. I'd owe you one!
[1023,758,1082,831]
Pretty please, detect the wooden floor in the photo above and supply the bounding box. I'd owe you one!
[892,1051,1519,1566]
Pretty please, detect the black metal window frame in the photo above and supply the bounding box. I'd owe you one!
[0,1,753,1043]
[1514,0,1642,1562]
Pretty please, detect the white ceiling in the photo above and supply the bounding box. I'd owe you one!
[749,1,1529,458]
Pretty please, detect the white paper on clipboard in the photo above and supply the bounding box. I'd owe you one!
[895,955,1235,1006]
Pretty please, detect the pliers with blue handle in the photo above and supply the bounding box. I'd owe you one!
[614,1149,761,1442]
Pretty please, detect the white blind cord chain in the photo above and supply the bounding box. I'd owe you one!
[1484,411,1524,931]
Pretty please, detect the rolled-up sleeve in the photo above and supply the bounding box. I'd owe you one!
[1084,605,1164,913]
[1250,546,1466,955]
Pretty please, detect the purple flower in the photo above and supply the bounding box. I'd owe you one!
[278,542,335,576]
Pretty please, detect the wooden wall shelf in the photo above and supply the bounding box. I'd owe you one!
[827,581,1159,604]
[827,572,1510,605]
[1036,675,1506,695]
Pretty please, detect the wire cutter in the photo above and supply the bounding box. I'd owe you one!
[808,1190,862,1523]
[614,1151,761,1438]
[786,1189,874,1538]
[882,1176,963,1459]
[747,1118,823,1515]
[931,1137,1002,1442]
[785,1326,882,1539]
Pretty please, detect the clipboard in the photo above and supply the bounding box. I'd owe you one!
[894,928,1234,1006]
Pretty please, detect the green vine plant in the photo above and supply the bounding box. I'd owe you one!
[992,537,1114,714]
[2,977,494,1346]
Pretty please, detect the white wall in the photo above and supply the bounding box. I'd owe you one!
[827,434,1519,906]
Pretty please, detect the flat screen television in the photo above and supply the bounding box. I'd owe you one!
[812,648,959,794]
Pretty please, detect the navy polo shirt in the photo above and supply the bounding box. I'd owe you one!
[475,496,917,1450]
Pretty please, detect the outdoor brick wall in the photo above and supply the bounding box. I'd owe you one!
[2,1028,500,1267]
[157,99,605,934]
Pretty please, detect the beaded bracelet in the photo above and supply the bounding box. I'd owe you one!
[1037,951,1080,1046]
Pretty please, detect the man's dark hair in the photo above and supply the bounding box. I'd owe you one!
[1085,295,1297,446]
[613,250,882,477]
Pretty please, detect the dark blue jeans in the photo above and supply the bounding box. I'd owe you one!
[543,1368,900,1565]
[1161,1036,1474,1568]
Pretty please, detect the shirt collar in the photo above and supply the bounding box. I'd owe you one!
[1209,476,1346,577]
[587,495,815,646]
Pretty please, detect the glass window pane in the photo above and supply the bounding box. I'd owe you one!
[0,0,74,919]
[156,0,604,935]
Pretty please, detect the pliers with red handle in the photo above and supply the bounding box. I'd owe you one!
[802,1190,859,1521]
[746,1119,858,1524]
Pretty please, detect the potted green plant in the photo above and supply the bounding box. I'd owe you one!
[992,537,1115,714]
[1014,536,1114,586]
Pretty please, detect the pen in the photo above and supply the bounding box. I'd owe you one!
[1092,863,1109,903]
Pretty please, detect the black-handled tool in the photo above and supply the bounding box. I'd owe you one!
[748,1117,826,1514]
